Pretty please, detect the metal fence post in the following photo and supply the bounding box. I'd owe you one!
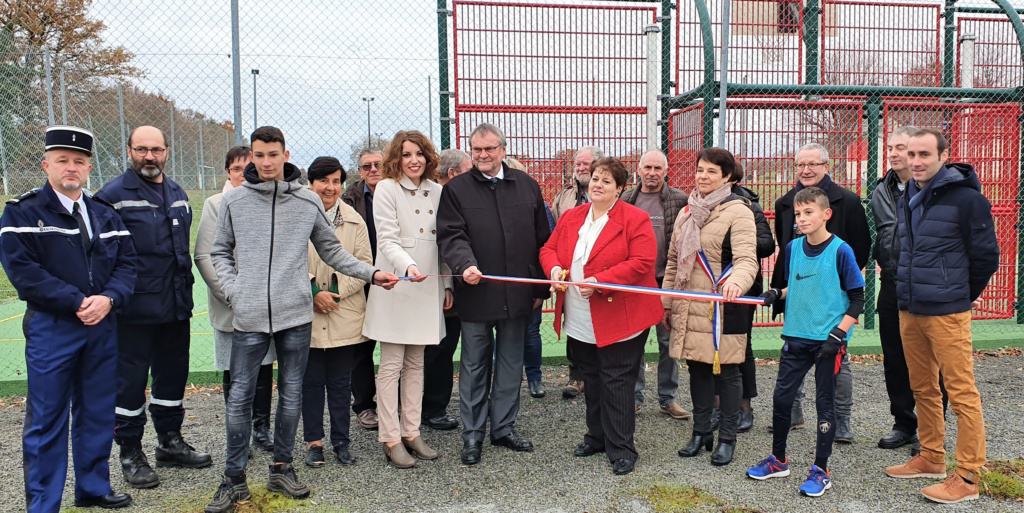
[693,0,715,148]
[117,82,127,170]
[660,0,673,154]
[43,51,56,125]
[645,25,660,152]
[230,0,244,145]
[436,0,451,150]
[804,0,820,85]
[716,0,733,147]
[863,97,882,330]
[1018,107,1024,323]
[59,68,68,125]
[942,0,957,88]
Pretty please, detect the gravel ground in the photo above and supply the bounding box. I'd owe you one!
[1,354,1022,513]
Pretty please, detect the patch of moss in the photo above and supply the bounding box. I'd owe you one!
[170,484,343,513]
[632,483,724,513]
[981,459,1024,501]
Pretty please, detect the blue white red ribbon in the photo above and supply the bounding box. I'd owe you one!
[396,273,764,307]
[695,250,733,375]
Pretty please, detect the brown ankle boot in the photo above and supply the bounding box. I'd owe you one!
[402,436,439,460]
[383,442,416,469]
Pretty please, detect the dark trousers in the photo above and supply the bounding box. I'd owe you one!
[523,306,543,383]
[691,360,741,441]
[223,364,274,427]
[459,316,527,443]
[714,332,757,401]
[302,345,355,449]
[350,339,377,414]
[114,319,190,444]
[422,315,462,419]
[878,279,918,433]
[771,337,837,466]
[23,310,117,513]
[565,334,584,381]
[225,323,311,475]
[571,332,646,463]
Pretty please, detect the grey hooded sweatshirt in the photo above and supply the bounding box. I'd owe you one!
[211,162,377,333]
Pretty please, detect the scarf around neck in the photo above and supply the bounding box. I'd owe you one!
[671,183,733,289]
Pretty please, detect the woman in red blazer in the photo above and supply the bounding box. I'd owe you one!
[539,157,663,476]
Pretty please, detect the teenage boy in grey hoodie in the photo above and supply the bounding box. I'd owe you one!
[206,126,399,513]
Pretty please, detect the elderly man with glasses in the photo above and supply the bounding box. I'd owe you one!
[341,148,386,431]
[767,142,870,445]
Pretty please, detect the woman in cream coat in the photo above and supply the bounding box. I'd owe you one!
[364,131,453,468]
[301,157,373,468]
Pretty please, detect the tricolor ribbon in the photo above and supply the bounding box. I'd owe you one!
[396,273,764,308]
[696,250,733,375]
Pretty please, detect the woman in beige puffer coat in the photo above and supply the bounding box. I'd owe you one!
[663,148,758,467]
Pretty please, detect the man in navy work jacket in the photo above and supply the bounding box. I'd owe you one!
[96,125,211,490]
[0,126,137,511]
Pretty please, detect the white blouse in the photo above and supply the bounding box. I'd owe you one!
[563,205,610,344]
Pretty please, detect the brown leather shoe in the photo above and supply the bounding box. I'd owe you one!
[382,442,415,469]
[884,454,947,479]
[921,474,979,504]
[659,401,692,420]
[402,436,439,460]
[357,409,379,430]
[562,379,584,399]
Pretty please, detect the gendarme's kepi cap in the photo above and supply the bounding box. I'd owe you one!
[45,125,94,156]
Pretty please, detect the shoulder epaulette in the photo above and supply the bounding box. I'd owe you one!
[6,188,40,205]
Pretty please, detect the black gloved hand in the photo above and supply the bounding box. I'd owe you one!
[760,288,781,306]
[817,327,846,361]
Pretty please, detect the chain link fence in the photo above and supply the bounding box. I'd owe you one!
[0,0,1022,390]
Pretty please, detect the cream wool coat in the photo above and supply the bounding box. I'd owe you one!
[663,198,758,364]
[307,201,373,349]
[363,176,451,345]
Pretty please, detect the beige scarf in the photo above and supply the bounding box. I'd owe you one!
[671,183,733,289]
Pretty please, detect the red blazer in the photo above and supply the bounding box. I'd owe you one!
[539,200,663,347]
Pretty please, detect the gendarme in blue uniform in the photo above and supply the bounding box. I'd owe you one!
[1,163,137,510]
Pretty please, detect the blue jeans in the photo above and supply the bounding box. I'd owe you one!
[634,322,679,406]
[523,306,543,383]
[225,323,311,476]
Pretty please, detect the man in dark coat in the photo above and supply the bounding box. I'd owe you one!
[870,126,921,451]
[770,143,870,443]
[96,125,211,489]
[437,123,551,465]
[340,148,384,431]
[883,128,997,505]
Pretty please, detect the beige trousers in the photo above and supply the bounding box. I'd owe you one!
[899,310,986,478]
[376,342,425,443]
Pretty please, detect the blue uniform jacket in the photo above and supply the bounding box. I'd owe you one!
[0,183,137,317]
[96,169,193,323]
[896,163,999,316]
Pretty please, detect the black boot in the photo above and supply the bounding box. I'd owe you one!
[677,433,714,458]
[710,439,736,466]
[252,364,275,452]
[119,442,159,489]
[737,405,754,433]
[155,432,213,469]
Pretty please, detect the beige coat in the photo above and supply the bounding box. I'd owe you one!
[663,198,758,364]
[551,180,585,221]
[308,201,373,349]
[363,177,452,345]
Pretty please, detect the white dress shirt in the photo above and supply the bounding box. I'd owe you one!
[55,190,93,239]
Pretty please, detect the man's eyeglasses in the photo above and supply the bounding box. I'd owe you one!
[471,145,503,155]
[360,162,382,172]
[132,147,166,156]
[795,161,827,169]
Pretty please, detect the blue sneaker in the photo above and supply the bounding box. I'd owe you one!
[799,465,832,497]
[746,455,790,480]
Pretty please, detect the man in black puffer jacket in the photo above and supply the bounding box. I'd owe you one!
[883,128,997,505]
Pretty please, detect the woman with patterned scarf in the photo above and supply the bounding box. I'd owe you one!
[663,148,758,467]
